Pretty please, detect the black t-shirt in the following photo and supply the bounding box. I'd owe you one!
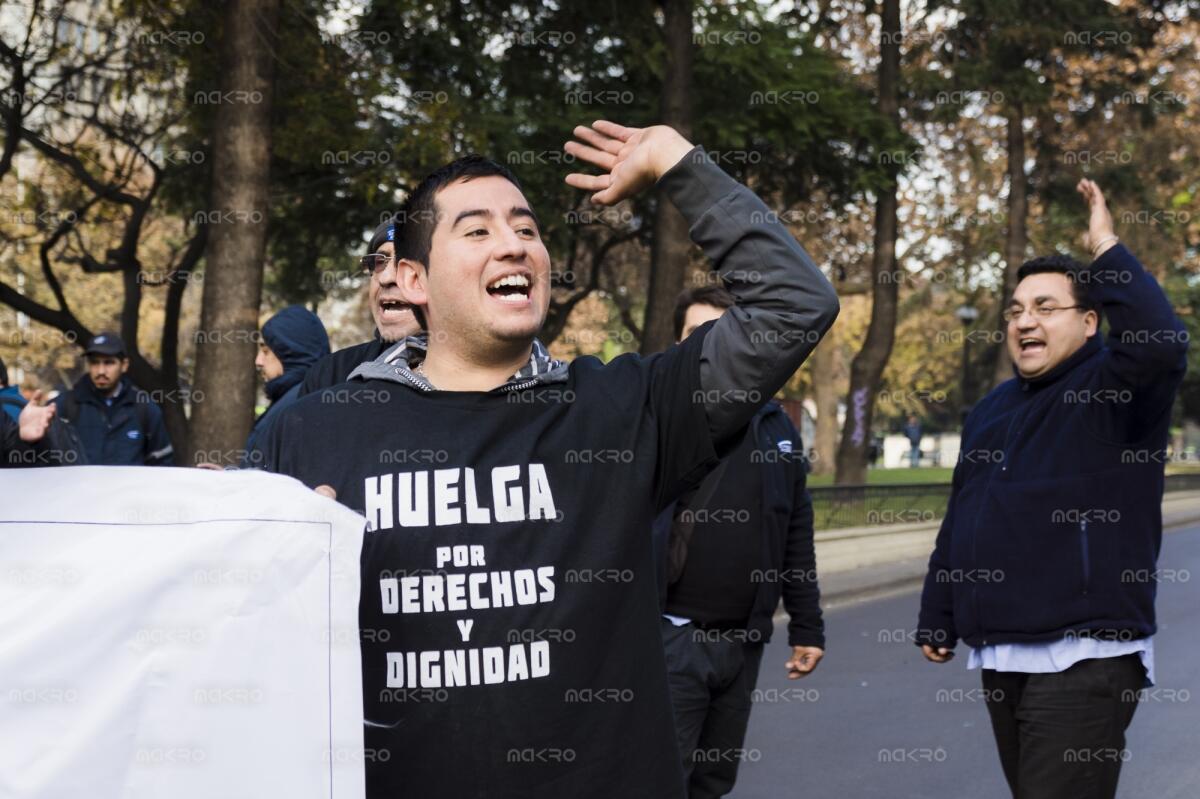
[261,328,718,798]
[665,428,763,626]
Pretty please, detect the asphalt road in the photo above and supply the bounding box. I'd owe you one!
[732,524,1200,798]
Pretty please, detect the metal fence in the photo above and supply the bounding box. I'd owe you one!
[810,472,1200,531]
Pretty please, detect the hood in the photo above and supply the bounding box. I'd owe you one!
[348,333,569,393]
[262,305,330,403]
[262,305,331,372]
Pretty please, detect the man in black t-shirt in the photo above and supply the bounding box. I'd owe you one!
[258,120,839,798]
[656,286,824,799]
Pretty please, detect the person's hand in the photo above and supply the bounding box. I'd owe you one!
[564,120,694,205]
[921,644,955,664]
[785,646,824,679]
[18,391,55,443]
[1077,178,1117,257]
[315,485,337,500]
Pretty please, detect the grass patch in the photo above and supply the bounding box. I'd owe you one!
[807,466,954,488]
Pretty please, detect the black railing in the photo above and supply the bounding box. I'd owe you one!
[810,473,1200,531]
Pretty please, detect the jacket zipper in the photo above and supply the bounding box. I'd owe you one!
[500,379,542,393]
[1080,519,1090,595]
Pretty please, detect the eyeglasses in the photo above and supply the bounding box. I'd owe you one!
[1002,305,1084,323]
[360,252,395,276]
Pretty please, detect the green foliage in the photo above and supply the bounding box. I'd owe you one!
[152,0,387,304]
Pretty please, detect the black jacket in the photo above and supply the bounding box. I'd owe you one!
[295,336,389,399]
[653,401,823,648]
[916,244,1187,649]
[1,402,39,467]
[243,329,377,468]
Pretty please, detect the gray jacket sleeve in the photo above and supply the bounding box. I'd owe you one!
[657,147,840,442]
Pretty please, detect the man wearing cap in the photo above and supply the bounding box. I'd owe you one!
[295,219,422,396]
[55,332,174,466]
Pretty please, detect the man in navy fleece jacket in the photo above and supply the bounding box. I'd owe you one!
[915,179,1187,799]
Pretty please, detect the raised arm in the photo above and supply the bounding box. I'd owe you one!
[566,121,839,443]
[1079,179,1188,388]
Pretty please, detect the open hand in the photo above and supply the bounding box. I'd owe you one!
[18,391,56,443]
[564,121,694,205]
[1077,178,1116,256]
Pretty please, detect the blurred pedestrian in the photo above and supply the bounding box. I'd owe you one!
[656,286,824,799]
[903,414,922,467]
[55,332,173,466]
[243,305,330,465]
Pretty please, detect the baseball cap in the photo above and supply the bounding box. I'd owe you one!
[368,220,395,254]
[84,332,126,357]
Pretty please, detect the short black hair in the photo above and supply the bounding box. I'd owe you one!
[1014,255,1099,315]
[389,156,524,331]
[393,155,524,269]
[673,284,736,340]
[0,355,7,387]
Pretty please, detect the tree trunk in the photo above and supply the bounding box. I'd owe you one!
[189,0,280,465]
[834,0,901,485]
[991,104,1027,387]
[810,337,839,476]
[640,0,694,355]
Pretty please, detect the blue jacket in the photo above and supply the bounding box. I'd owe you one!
[653,401,823,648]
[917,244,1187,649]
[0,385,25,422]
[244,305,329,465]
[55,376,174,466]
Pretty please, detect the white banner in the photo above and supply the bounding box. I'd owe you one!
[0,467,367,798]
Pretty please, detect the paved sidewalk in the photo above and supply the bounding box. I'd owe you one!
[813,490,1200,609]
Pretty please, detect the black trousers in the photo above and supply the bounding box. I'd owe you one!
[661,618,765,799]
[981,655,1144,799]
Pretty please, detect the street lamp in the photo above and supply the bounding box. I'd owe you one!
[955,304,979,420]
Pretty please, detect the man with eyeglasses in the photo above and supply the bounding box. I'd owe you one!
[915,179,1188,799]
[294,220,422,397]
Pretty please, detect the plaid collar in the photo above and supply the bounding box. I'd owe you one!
[351,333,567,392]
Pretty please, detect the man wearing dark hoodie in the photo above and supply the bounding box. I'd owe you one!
[295,220,421,397]
[243,305,330,464]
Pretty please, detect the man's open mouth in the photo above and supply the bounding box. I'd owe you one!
[379,299,410,317]
[1019,337,1046,355]
[486,274,532,304]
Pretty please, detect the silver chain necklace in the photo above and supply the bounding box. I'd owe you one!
[414,361,436,389]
